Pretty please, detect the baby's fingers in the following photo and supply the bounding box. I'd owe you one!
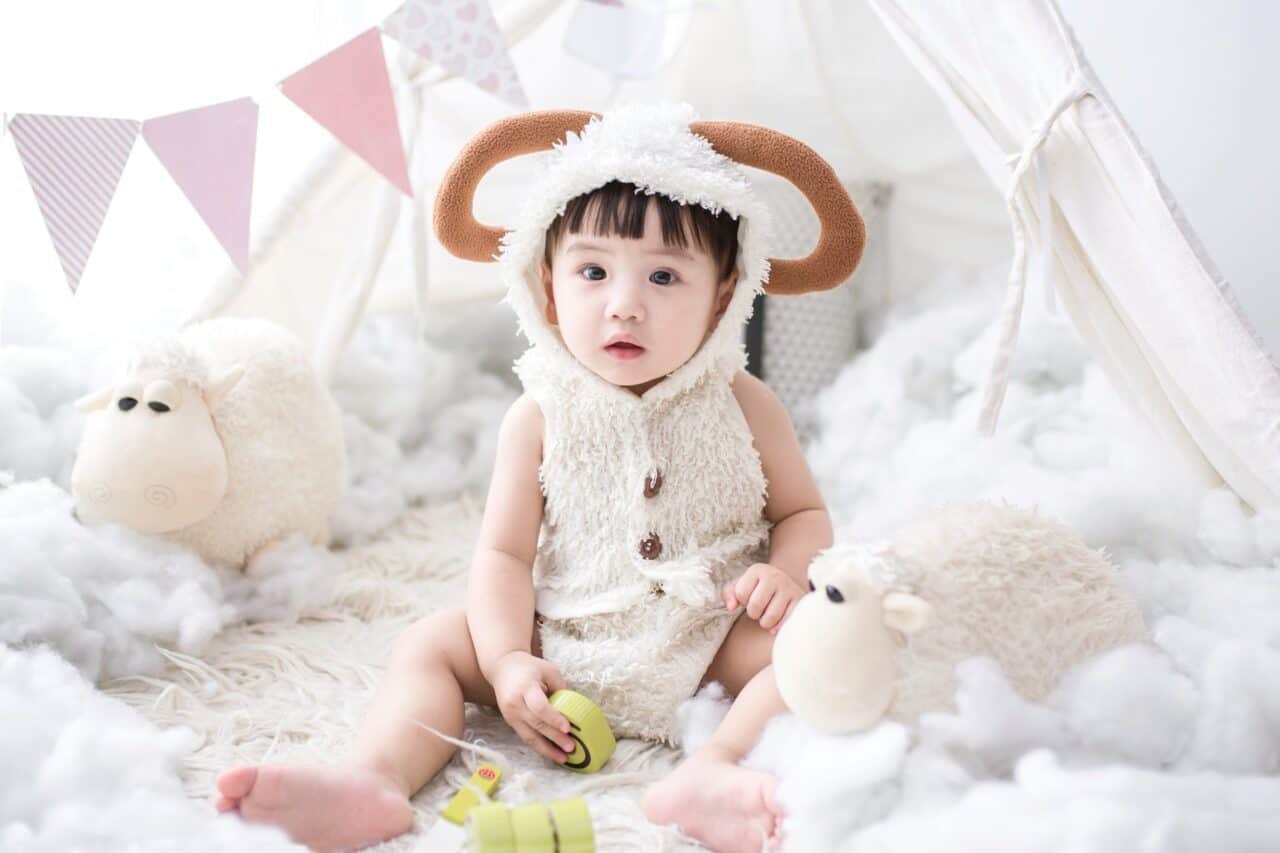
[524,686,574,751]
[770,598,799,635]
[759,592,791,631]
[722,581,741,611]
[746,582,775,621]
[729,572,760,610]
[514,720,568,765]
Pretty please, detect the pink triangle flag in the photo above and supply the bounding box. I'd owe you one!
[382,0,528,108]
[10,114,140,293]
[280,28,412,197]
[142,98,258,273]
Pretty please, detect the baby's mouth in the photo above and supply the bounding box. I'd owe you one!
[604,341,646,359]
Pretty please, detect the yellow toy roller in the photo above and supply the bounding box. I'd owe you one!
[417,691,612,852]
[547,690,615,774]
[466,798,594,853]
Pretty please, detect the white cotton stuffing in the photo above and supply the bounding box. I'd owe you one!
[0,645,302,852]
[0,345,89,484]
[0,478,339,683]
[328,307,521,544]
[6,257,1280,849]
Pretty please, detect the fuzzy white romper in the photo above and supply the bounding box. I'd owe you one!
[498,104,778,744]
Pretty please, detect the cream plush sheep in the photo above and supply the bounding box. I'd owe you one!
[71,317,346,571]
[773,503,1148,734]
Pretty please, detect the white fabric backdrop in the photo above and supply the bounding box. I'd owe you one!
[212,0,1010,352]
[867,0,1280,509]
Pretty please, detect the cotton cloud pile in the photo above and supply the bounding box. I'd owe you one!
[0,478,339,683]
[0,344,89,485]
[679,267,1280,851]
[328,305,522,543]
[0,645,302,852]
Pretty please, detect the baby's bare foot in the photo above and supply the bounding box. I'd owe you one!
[642,755,783,853]
[214,763,413,852]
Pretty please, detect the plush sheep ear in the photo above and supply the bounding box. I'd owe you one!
[75,386,114,413]
[205,365,245,408]
[883,592,932,635]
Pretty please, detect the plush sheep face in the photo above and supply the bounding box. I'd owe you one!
[772,545,933,734]
[71,366,242,534]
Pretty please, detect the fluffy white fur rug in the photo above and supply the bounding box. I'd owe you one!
[103,494,699,852]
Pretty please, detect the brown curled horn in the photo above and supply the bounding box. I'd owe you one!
[435,112,865,296]
[433,110,598,262]
[691,121,865,295]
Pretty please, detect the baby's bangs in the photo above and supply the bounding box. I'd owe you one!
[547,181,740,280]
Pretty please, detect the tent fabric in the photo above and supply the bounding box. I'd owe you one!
[214,0,1280,510]
[867,0,1280,509]
[213,0,1011,360]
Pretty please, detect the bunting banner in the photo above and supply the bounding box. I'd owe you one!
[564,0,672,80]
[9,114,141,293]
[280,28,412,197]
[142,98,259,273]
[382,0,528,107]
[4,1,529,293]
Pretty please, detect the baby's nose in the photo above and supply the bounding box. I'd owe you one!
[606,279,646,321]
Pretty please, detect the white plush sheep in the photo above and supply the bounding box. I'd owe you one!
[773,503,1148,734]
[71,318,346,571]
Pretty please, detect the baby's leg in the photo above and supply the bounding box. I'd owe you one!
[643,615,788,852]
[215,608,502,852]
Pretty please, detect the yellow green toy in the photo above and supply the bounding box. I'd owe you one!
[418,691,611,851]
[466,798,594,853]
[547,690,615,774]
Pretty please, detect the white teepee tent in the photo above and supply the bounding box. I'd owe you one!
[191,0,1280,512]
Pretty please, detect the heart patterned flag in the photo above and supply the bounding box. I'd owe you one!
[280,28,412,196]
[382,0,528,107]
[142,98,259,273]
[9,114,141,292]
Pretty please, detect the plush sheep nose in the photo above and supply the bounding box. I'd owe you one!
[825,585,845,604]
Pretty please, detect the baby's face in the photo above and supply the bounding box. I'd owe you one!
[541,204,736,396]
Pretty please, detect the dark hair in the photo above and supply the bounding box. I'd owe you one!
[543,181,739,281]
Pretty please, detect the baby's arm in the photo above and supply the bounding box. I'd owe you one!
[728,371,834,631]
[466,394,575,762]
[467,394,543,675]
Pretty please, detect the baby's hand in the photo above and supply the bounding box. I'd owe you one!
[722,562,807,634]
[490,651,577,764]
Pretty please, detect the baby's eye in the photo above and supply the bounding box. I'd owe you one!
[649,269,677,286]
[580,264,606,281]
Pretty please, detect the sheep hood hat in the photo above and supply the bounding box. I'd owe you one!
[433,102,866,402]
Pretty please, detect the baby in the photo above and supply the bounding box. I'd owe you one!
[214,104,862,853]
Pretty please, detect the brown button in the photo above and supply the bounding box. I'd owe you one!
[643,471,663,498]
[639,533,663,560]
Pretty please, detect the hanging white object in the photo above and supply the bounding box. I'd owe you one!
[978,72,1090,434]
[563,0,680,79]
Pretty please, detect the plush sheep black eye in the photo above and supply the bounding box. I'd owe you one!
[148,401,171,413]
[808,579,816,592]
[118,397,138,411]
[825,585,844,604]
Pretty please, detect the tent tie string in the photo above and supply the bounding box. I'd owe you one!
[978,71,1092,435]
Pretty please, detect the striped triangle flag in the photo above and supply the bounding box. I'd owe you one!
[10,114,141,293]
[143,98,259,273]
[280,28,412,196]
